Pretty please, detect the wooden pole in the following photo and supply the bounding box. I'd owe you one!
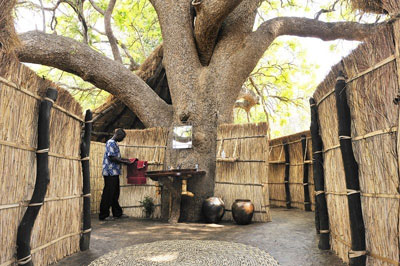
[16,88,58,266]
[80,110,92,251]
[314,196,320,234]
[309,97,330,250]
[335,71,366,265]
[301,135,311,211]
[283,141,291,209]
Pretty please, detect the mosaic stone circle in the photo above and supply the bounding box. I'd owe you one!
[89,240,279,265]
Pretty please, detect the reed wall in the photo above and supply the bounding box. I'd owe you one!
[313,21,400,265]
[91,124,271,223]
[0,54,84,265]
[90,128,168,219]
[215,123,271,222]
[268,131,315,211]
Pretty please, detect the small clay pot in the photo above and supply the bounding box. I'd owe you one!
[202,197,225,223]
[232,199,254,225]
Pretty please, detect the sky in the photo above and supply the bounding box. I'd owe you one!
[14,0,362,138]
[269,36,359,137]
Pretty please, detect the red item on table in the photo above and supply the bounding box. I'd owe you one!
[126,158,148,184]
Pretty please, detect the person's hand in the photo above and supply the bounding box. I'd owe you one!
[123,159,133,165]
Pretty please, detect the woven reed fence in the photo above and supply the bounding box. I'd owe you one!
[91,124,271,222]
[90,128,168,218]
[268,131,315,211]
[0,54,85,265]
[215,123,271,222]
[313,21,400,265]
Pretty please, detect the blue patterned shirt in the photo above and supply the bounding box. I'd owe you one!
[102,139,122,176]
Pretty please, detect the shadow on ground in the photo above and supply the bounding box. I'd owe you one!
[55,208,344,266]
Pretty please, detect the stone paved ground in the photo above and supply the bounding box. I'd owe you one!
[55,208,345,266]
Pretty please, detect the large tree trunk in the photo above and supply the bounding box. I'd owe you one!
[161,75,219,222]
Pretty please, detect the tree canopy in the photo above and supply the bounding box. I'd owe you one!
[15,0,386,135]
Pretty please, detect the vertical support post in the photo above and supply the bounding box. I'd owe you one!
[283,141,291,209]
[335,71,366,265]
[17,88,58,266]
[314,196,321,234]
[301,135,311,211]
[393,21,400,189]
[309,97,330,250]
[80,110,92,251]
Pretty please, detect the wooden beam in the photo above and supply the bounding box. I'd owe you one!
[283,141,291,209]
[16,88,58,266]
[335,71,366,265]
[301,135,311,211]
[80,110,92,251]
[310,97,330,250]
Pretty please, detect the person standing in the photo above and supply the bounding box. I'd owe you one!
[99,128,131,221]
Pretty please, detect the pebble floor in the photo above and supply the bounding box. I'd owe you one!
[54,208,345,266]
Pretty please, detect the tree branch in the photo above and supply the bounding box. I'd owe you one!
[90,26,140,70]
[38,0,46,32]
[227,17,386,91]
[192,0,243,65]
[210,0,260,67]
[248,76,269,122]
[104,0,122,63]
[314,0,340,20]
[150,0,201,105]
[88,0,105,15]
[152,1,200,70]
[119,41,140,71]
[221,0,261,35]
[17,31,172,127]
[258,16,384,45]
[62,0,89,43]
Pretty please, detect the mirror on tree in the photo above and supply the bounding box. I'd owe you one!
[172,125,192,149]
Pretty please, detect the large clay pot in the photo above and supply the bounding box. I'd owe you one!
[202,197,225,223]
[232,199,254,225]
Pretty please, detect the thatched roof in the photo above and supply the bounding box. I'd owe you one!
[92,45,171,142]
[349,0,400,14]
[0,0,20,54]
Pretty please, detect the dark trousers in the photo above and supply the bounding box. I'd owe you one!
[99,175,123,219]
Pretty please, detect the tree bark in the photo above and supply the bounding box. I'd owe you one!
[192,0,243,65]
[160,67,218,221]
[104,0,123,63]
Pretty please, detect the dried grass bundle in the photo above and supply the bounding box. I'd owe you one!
[215,123,270,222]
[349,0,400,14]
[312,21,400,264]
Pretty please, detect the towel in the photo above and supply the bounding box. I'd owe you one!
[126,158,148,184]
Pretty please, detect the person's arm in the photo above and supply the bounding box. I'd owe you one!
[109,156,132,165]
[106,140,133,165]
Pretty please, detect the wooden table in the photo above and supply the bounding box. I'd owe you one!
[146,169,206,223]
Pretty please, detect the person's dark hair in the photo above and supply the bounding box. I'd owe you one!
[115,128,126,138]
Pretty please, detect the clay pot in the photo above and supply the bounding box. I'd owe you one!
[232,199,254,225]
[202,197,225,223]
